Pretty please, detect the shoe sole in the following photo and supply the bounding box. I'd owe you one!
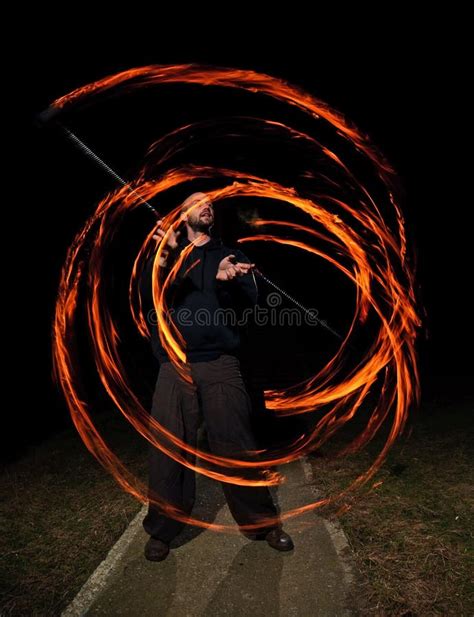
[145,550,169,562]
[267,542,294,551]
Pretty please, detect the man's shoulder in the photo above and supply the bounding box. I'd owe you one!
[223,244,251,263]
[206,238,249,261]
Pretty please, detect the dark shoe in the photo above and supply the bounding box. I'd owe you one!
[144,537,170,561]
[265,528,294,551]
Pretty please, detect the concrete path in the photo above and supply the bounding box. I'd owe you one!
[63,458,353,616]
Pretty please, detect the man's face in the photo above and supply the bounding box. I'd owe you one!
[184,197,215,231]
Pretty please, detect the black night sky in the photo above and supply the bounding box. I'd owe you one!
[12,22,472,462]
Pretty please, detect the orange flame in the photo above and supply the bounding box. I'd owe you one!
[51,65,420,532]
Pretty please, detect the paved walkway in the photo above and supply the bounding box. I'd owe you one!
[63,458,353,616]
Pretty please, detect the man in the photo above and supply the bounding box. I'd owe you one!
[141,192,294,561]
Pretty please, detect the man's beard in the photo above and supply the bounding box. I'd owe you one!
[189,216,213,233]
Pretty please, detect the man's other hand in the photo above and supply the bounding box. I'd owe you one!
[216,255,255,281]
[152,219,181,267]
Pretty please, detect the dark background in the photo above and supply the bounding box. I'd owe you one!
[11,21,471,461]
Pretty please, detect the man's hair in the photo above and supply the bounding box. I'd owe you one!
[180,192,210,214]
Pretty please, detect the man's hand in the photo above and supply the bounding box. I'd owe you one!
[152,219,181,267]
[216,255,255,281]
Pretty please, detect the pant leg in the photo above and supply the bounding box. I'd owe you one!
[193,355,280,535]
[142,362,201,543]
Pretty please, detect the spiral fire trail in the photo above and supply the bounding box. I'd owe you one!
[50,64,420,533]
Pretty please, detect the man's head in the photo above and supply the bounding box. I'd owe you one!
[180,192,214,233]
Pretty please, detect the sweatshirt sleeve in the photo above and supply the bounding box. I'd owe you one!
[139,246,186,308]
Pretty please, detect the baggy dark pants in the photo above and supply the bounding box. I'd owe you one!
[142,354,280,542]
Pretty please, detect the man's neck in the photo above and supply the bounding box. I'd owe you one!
[186,227,211,246]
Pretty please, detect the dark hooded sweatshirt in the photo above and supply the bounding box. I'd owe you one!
[140,235,258,363]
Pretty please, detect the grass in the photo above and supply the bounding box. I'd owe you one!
[309,395,474,616]
[1,393,472,616]
[0,411,147,616]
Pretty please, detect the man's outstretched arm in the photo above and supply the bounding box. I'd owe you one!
[216,250,258,307]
